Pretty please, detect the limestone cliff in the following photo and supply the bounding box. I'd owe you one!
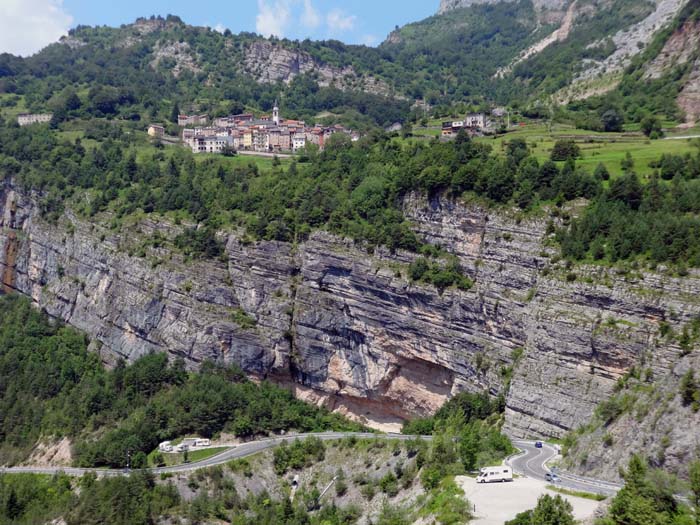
[242,41,395,98]
[0,182,696,442]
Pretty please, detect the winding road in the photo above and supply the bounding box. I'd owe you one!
[1,432,429,478]
[1,433,624,497]
[509,440,622,497]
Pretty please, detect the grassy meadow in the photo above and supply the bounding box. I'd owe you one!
[412,119,700,178]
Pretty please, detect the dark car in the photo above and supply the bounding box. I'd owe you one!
[535,441,543,448]
[545,472,559,483]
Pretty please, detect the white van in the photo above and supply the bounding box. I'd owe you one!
[477,466,513,483]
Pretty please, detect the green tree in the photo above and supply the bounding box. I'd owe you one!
[551,140,580,161]
[170,102,180,124]
[601,455,680,525]
[507,494,574,525]
[531,494,575,525]
[601,108,624,132]
[681,370,699,407]
[690,460,700,525]
[594,163,610,181]
[641,116,663,138]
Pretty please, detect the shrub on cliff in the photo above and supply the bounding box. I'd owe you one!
[408,256,473,293]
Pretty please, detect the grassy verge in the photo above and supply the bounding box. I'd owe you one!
[147,447,229,467]
[546,484,607,501]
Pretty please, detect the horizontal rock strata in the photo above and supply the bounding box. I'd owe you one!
[0,183,696,437]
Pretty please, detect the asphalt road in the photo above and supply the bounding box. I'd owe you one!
[509,440,622,497]
[2,433,624,497]
[1,432,429,478]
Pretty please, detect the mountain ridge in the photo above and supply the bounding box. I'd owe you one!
[0,1,694,123]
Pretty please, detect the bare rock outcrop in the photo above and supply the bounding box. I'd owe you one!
[678,63,700,124]
[243,41,395,98]
[643,17,700,124]
[568,0,687,95]
[150,41,202,78]
[0,182,697,440]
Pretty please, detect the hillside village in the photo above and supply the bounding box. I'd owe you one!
[144,103,492,155]
[147,101,362,155]
[18,105,494,156]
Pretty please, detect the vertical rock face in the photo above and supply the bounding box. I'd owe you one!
[0,182,696,437]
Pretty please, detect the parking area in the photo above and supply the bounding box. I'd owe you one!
[455,476,602,525]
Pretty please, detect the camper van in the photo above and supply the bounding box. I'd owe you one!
[476,466,513,483]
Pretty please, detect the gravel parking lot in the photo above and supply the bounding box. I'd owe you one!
[456,475,603,525]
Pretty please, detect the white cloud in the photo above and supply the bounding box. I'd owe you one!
[300,0,321,29]
[326,8,356,33]
[213,23,226,34]
[0,0,73,56]
[256,0,292,38]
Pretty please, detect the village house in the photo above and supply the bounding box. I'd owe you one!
[178,114,208,127]
[441,112,488,137]
[230,130,242,150]
[292,133,307,152]
[147,124,165,138]
[466,113,485,129]
[17,113,53,126]
[185,134,232,154]
[252,128,269,151]
[442,121,464,136]
[268,128,281,150]
[279,130,291,151]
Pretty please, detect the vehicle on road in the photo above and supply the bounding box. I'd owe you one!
[545,472,559,483]
[477,466,513,483]
[535,441,543,448]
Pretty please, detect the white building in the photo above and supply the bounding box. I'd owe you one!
[292,133,307,152]
[17,113,53,126]
[466,113,485,129]
[252,129,269,152]
[185,135,233,154]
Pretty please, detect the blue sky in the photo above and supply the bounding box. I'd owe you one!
[0,0,440,56]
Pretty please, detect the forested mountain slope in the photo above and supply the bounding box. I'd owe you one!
[0,0,694,125]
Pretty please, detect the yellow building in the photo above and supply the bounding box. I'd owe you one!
[243,130,253,150]
[147,124,165,138]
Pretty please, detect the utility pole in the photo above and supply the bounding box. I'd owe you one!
[126,450,131,473]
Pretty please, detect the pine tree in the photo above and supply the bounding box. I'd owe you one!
[170,102,180,124]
